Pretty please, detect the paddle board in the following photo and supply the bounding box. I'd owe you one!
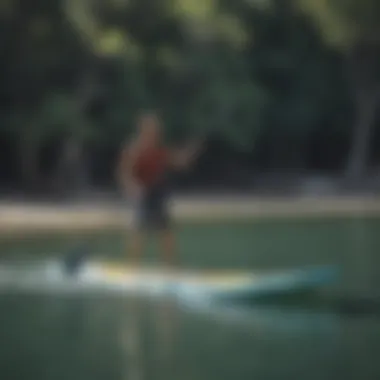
[80,263,338,299]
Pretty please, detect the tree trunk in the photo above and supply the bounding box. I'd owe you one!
[51,66,96,198]
[344,42,380,180]
[53,137,90,198]
[346,94,378,179]
[268,130,286,169]
[290,133,309,171]
[18,137,40,193]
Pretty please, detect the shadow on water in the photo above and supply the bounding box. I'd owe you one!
[221,288,380,318]
[118,294,345,380]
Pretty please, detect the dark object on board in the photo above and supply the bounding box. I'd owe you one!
[62,246,89,276]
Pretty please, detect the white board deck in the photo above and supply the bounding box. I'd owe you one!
[0,259,338,300]
[79,262,338,299]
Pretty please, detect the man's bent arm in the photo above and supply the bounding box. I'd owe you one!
[169,140,203,169]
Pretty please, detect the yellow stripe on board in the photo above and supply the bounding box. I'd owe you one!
[99,264,256,287]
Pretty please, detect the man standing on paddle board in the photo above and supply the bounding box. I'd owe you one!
[117,111,202,267]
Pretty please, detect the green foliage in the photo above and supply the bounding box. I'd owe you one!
[297,0,380,47]
[0,0,358,180]
[5,93,94,144]
[185,55,270,149]
[296,0,380,177]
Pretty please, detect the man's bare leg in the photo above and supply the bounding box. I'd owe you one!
[159,228,177,269]
[129,229,144,267]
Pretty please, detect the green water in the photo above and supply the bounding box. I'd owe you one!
[1,217,380,380]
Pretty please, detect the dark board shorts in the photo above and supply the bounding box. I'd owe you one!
[131,184,171,231]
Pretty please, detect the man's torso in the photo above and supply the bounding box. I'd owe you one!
[130,144,171,229]
[132,145,168,188]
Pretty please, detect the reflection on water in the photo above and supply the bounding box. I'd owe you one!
[346,218,375,296]
[0,293,379,380]
[121,295,179,380]
[122,296,143,380]
[1,217,380,379]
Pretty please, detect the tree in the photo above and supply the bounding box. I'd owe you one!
[182,51,269,149]
[63,0,261,143]
[228,0,346,169]
[297,0,380,178]
[0,0,95,192]
[5,91,94,192]
[0,0,362,192]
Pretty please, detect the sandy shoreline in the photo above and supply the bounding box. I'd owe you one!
[1,195,380,233]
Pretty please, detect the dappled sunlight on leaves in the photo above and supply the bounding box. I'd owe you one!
[297,0,380,48]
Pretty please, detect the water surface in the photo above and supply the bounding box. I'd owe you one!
[0,217,379,380]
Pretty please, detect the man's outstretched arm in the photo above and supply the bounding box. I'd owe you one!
[168,140,204,169]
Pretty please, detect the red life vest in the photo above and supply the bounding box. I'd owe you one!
[132,146,168,187]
